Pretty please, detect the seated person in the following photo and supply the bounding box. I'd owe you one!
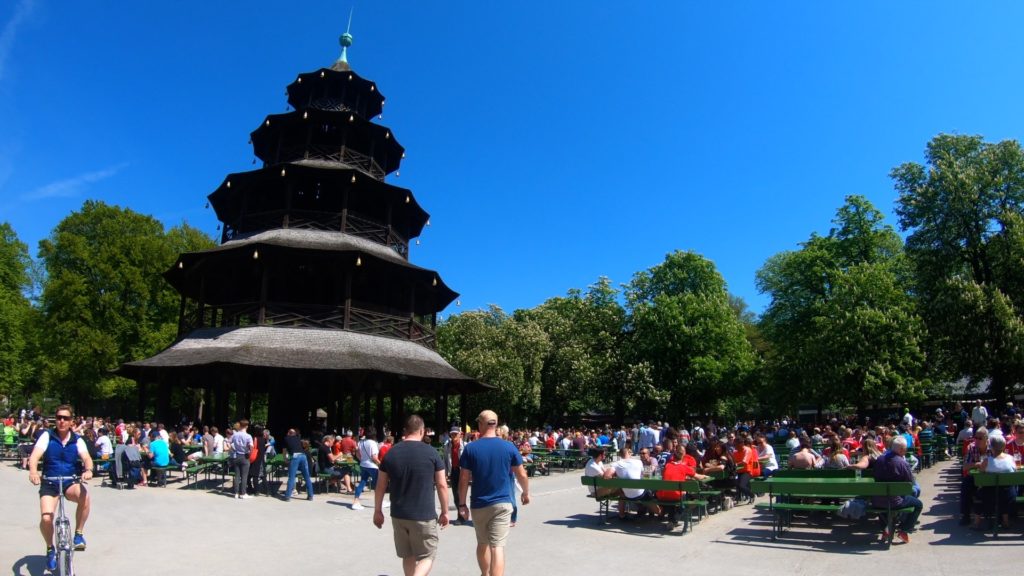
[788,436,823,469]
[584,447,619,499]
[975,435,1018,529]
[316,434,353,494]
[657,444,711,526]
[605,447,661,519]
[143,430,170,484]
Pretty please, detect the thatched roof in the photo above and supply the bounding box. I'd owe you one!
[121,325,476,382]
[212,228,411,268]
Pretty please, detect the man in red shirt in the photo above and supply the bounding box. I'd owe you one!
[338,429,358,457]
[657,444,710,526]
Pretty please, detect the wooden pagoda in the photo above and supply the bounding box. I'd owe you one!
[120,31,483,436]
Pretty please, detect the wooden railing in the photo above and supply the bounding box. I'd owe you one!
[179,300,435,349]
[224,209,408,258]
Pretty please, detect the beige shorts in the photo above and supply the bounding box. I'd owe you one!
[392,517,438,560]
[471,503,513,547]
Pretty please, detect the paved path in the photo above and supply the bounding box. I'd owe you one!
[0,457,1018,575]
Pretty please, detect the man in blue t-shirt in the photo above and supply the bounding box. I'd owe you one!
[458,410,528,576]
[28,404,94,571]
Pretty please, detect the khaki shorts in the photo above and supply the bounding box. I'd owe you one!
[392,517,438,560]
[471,503,513,547]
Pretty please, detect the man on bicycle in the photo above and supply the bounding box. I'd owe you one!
[28,404,94,572]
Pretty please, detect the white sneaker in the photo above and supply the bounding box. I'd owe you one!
[382,500,391,508]
[235,494,240,499]
[241,494,253,500]
[351,502,365,510]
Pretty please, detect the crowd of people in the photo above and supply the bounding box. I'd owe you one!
[4,399,1022,571]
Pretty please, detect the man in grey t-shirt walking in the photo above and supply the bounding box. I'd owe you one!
[229,420,253,500]
[374,415,449,576]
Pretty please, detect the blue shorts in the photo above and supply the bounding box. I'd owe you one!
[39,478,80,498]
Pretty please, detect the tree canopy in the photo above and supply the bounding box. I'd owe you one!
[36,201,215,409]
[893,134,1024,402]
[757,196,928,413]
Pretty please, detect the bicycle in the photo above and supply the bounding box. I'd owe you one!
[43,475,79,576]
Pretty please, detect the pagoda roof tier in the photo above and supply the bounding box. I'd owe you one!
[287,68,385,119]
[167,228,458,314]
[208,163,428,243]
[118,326,486,394]
[251,109,404,179]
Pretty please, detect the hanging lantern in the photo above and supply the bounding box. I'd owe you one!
[356,256,362,266]
[177,261,184,269]
[349,115,354,122]
[415,239,421,245]
[456,300,461,307]
[396,171,400,177]
[432,277,438,287]
[265,119,270,126]
[370,84,375,92]
[297,77,302,83]
[280,168,287,177]
[320,71,325,78]
[253,250,259,260]
[226,181,231,188]
[348,73,353,81]
[426,219,431,226]
[303,111,308,120]
[401,152,406,159]
[385,131,390,139]
[405,195,410,204]
[350,174,357,184]
[204,202,210,209]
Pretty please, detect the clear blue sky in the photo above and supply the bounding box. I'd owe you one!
[2,2,1022,316]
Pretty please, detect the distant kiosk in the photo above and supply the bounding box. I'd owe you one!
[120,30,484,437]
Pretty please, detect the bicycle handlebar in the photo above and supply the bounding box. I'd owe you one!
[42,475,81,482]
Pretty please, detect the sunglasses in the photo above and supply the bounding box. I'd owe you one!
[55,415,72,422]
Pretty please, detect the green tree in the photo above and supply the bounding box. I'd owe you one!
[37,201,215,409]
[0,222,35,406]
[625,250,756,421]
[517,277,631,423]
[757,195,928,414]
[436,305,550,426]
[892,134,1024,403]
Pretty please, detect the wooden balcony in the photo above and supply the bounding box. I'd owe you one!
[179,300,436,349]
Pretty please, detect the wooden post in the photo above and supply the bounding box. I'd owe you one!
[375,389,385,441]
[390,387,405,446]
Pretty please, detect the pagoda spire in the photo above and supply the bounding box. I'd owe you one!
[333,8,354,71]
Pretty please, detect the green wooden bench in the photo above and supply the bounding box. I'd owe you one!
[580,476,706,533]
[752,479,915,547]
[765,468,858,479]
[972,470,1024,538]
[149,464,179,487]
[184,463,214,489]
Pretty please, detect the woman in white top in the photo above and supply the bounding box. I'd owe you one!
[976,435,1017,529]
[350,427,381,510]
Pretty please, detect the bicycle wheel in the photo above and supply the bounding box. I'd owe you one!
[58,547,73,576]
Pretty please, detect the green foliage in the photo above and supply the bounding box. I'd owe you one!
[0,222,36,405]
[37,201,215,408]
[757,196,928,412]
[626,250,757,421]
[517,277,631,423]
[436,305,550,426]
[893,134,1024,401]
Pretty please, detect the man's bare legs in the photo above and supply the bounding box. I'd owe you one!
[403,556,434,576]
[475,544,505,576]
[38,495,57,546]
[65,484,90,532]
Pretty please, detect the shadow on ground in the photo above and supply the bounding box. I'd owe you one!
[10,555,45,576]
